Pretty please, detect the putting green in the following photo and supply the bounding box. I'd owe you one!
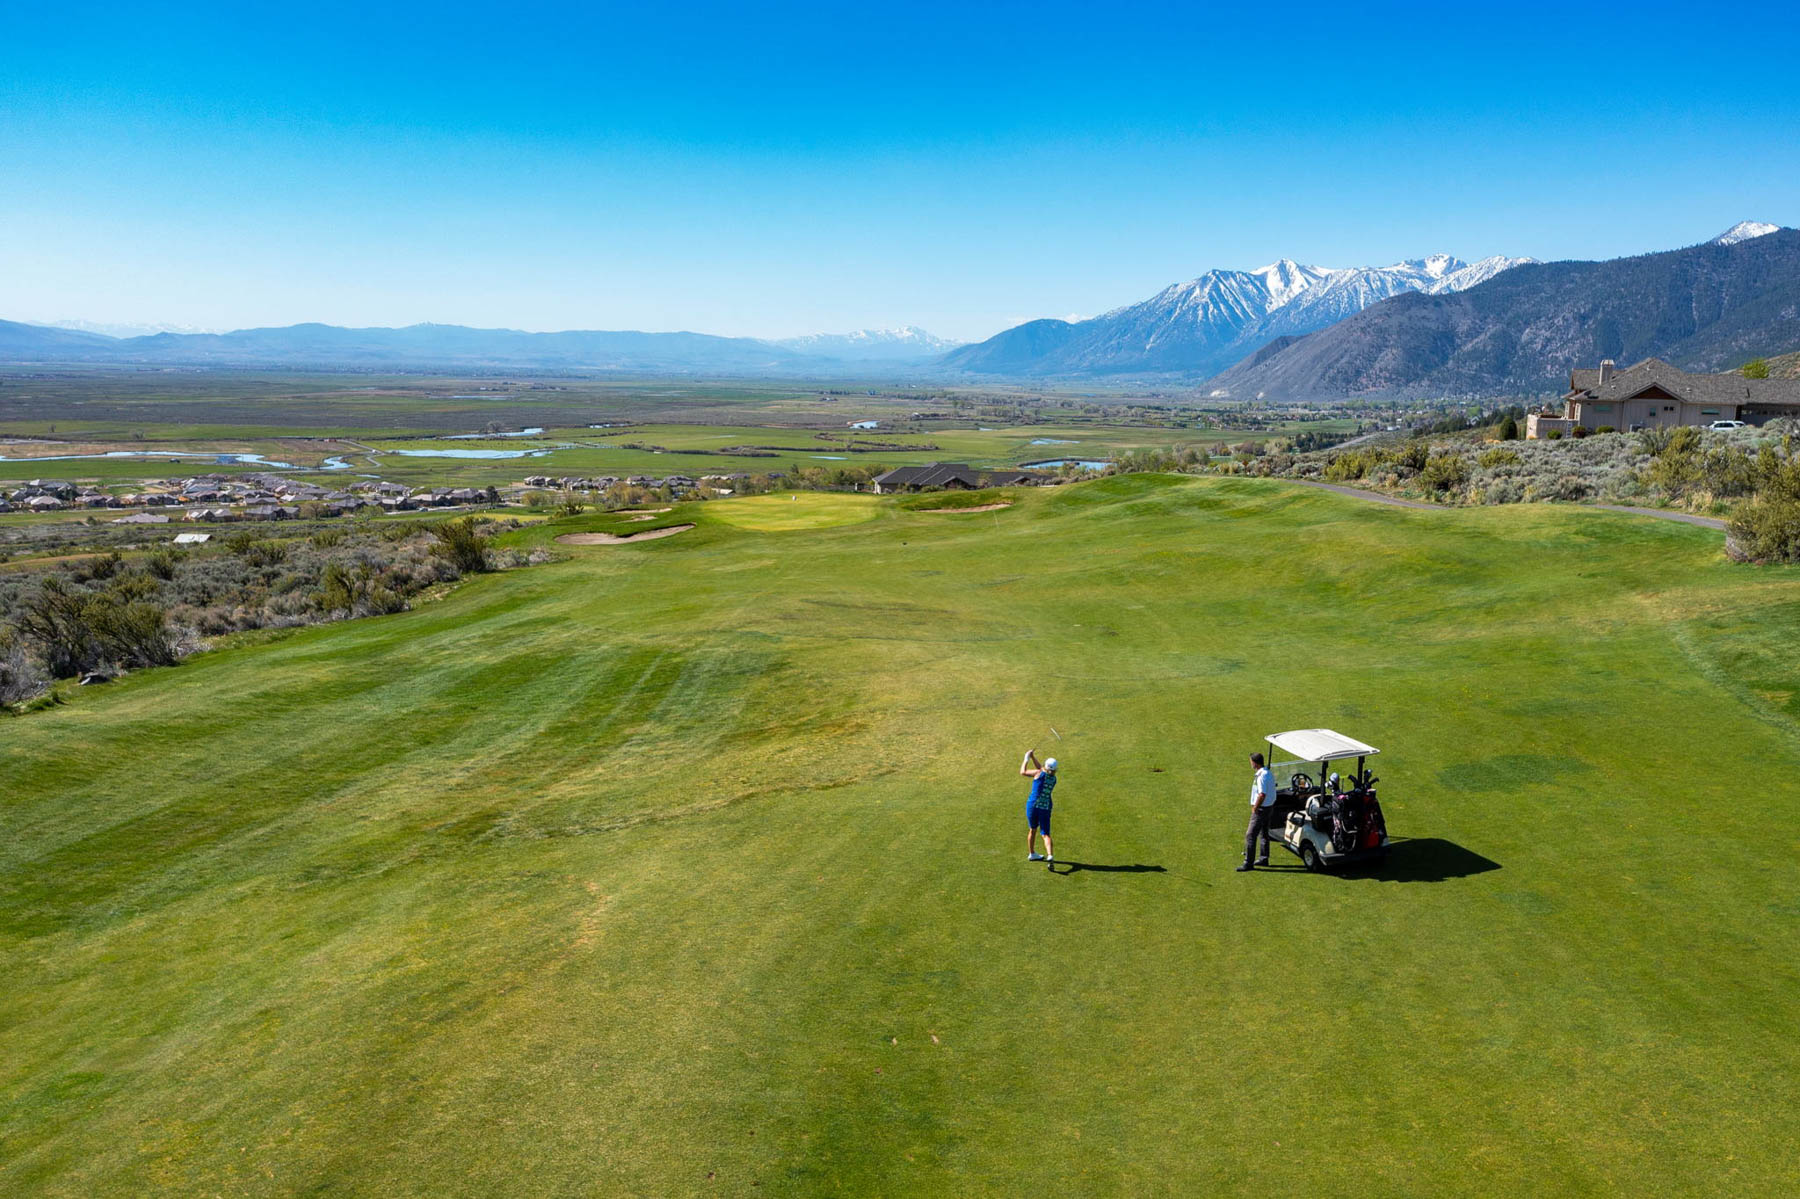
[704,491,882,531]
[3,476,1798,1195]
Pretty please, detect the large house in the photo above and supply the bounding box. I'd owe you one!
[1528,358,1800,437]
[871,462,1044,493]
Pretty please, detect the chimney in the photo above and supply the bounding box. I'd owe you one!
[1598,359,1616,384]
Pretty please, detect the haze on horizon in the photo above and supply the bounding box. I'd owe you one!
[5,0,1798,345]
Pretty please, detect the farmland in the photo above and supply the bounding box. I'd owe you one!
[0,369,1355,491]
[3,475,1798,1194]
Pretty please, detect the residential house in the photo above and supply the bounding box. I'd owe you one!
[870,463,1045,493]
[1530,358,1800,437]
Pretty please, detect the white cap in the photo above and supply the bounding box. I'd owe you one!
[1044,757,1058,771]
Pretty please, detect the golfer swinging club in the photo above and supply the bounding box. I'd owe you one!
[1020,749,1057,862]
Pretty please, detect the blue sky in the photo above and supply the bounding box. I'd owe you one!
[4,0,1798,342]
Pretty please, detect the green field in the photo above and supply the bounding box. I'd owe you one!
[4,477,1798,1194]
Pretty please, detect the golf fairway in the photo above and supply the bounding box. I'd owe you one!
[4,476,1798,1194]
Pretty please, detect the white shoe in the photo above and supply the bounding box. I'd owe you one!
[1027,853,1045,861]
[1046,855,1054,862]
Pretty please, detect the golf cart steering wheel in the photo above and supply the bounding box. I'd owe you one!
[1289,772,1313,795]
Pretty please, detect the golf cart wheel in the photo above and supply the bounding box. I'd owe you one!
[1299,842,1323,872]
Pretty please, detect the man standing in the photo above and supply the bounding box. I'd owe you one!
[1020,750,1057,862]
[1238,751,1276,871]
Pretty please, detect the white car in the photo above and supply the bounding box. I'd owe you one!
[1708,419,1747,430]
[1263,729,1390,871]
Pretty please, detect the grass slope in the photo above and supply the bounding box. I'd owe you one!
[4,477,1799,1194]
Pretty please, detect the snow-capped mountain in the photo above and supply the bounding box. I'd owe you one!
[943,252,1534,376]
[1710,220,1779,246]
[772,326,962,361]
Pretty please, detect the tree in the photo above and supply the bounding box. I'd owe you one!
[1497,414,1520,441]
[1744,358,1772,379]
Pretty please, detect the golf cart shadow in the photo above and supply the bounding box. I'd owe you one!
[1047,861,1166,876]
[1339,837,1500,883]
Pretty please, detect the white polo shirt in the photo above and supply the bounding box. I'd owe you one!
[1252,767,1276,807]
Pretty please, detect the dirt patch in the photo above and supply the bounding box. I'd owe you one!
[919,502,1012,513]
[556,523,695,546]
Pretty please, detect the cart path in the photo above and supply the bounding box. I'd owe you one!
[1288,480,1728,530]
[1289,481,1440,510]
[1588,504,1727,530]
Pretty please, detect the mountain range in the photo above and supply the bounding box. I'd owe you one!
[3,224,1795,394]
[941,253,1535,378]
[0,321,958,373]
[1206,224,1800,399]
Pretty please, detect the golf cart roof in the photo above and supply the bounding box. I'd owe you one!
[1266,729,1380,763]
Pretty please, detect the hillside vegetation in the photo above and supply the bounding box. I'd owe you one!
[3,478,1799,1194]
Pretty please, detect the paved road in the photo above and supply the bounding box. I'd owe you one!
[1289,480,1728,529]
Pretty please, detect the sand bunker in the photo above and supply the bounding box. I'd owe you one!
[556,523,695,546]
[918,502,1012,514]
[615,507,674,522]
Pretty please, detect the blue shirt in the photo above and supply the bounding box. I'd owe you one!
[1028,771,1057,809]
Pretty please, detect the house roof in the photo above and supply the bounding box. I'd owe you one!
[874,462,1042,488]
[1567,358,1800,408]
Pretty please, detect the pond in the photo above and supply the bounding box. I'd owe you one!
[0,449,297,468]
[1028,438,1077,445]
[386,447,558,460]
[446,427,547,439]
[1021,459,1111,470]
[812,455,847,460]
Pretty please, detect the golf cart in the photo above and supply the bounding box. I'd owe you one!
[1264,729,1389,871]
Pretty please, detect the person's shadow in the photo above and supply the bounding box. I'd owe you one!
[1047,861,1166,876]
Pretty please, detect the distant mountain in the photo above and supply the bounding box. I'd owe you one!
[0,320,819,373]
[941,253,1533,377]
[0,319,119,355]
[771,326,962,361]
[1204,224,1800,399]
[44,318,220,338]
[1711,221,1779,246]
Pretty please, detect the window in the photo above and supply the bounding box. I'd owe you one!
[1664,406,1676,412]
[1594,403,1613,413]
[1701,409,1720,416]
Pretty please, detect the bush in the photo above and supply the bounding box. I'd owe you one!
[1479,448,1522,469]
[0,640,48,705]
[1547,430,1563,440]
[431,519,490,574]
[1419,453,1470,494]
[1497,415,1520,441]
[145,549,180,581]
[1743,358,1771,379]
[1594,425,1616,435]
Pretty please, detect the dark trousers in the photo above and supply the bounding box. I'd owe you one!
[1243,805,1273,865]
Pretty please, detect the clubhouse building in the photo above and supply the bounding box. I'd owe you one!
[1527,358,1800,437]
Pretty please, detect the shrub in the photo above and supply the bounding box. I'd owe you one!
[1571,426,1591,439]
[0,640,48,705]
[1547,430,1563,440]
[1479,448,1522,469]
[431,519,490,574]
[145,549,180,581]
[1594,425,1616,435]
[1419,453,1470,494]
[1743,358,1771,380]
[1497,415,1520,441]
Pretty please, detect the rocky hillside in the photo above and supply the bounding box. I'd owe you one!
[1205,226,1800,399]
